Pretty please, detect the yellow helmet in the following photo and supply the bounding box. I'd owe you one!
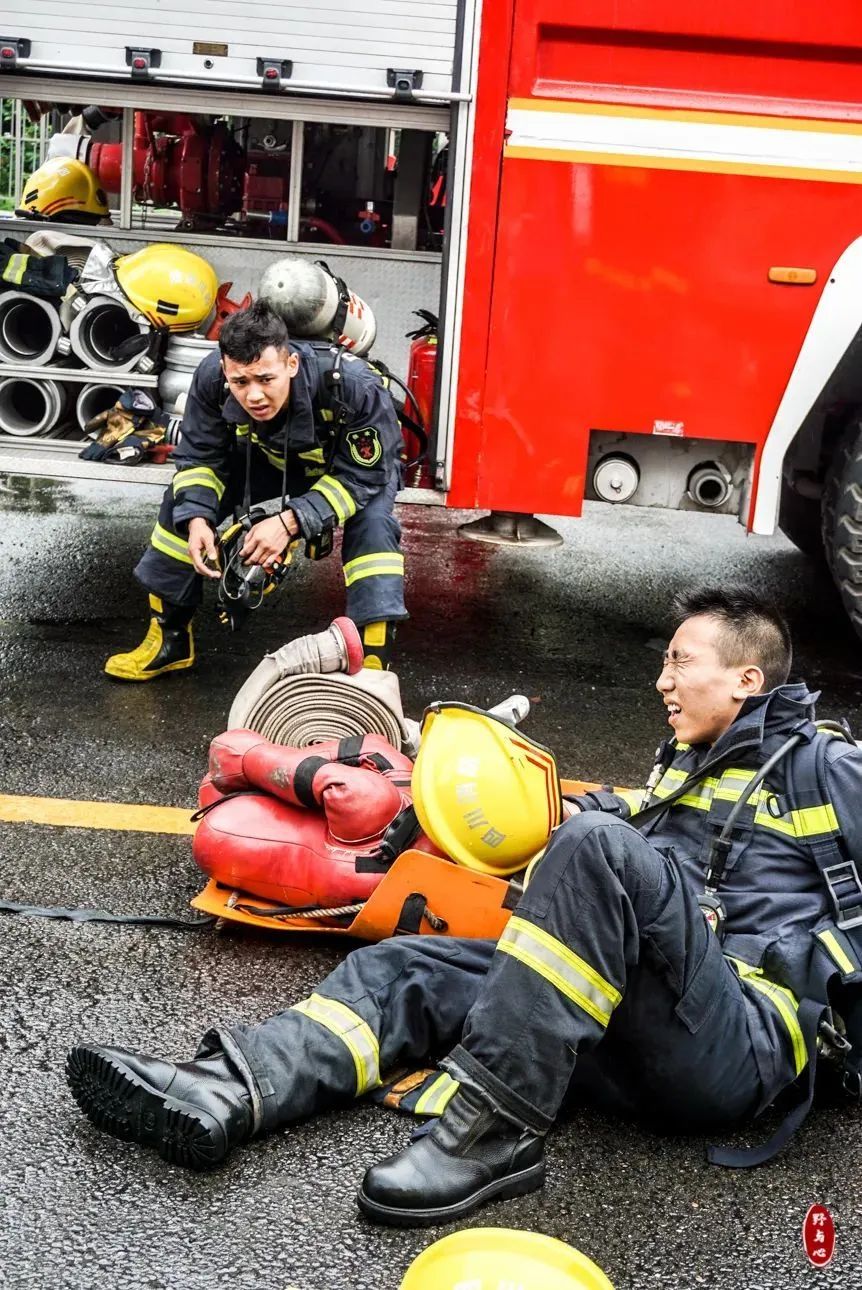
[400,1228,615,1290]
[114,244,218,332]
[18,157,109,223]
[412,703,562,876]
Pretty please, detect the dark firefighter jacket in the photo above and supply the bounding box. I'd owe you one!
[170,342,403,539]
[571,683,862,1056]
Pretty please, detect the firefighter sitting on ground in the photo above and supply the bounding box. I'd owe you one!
[68,587,862,1226]
[106,299,406,680]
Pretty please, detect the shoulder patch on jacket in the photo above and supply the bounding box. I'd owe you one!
[346,426,382,467]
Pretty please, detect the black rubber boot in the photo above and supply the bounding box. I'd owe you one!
[65,1044,254,1170]
[357,1084,545,1227]
[104,594,196,681]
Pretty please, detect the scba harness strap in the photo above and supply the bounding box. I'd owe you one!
[793,722,862,1097]
[708,720,862,1168]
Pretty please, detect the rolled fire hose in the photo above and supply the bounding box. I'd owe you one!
[229,669,409,750]
[69,295,151,372]
[0,377,67,436]
[159,335,218,412]
[75,383,125,431]
[0,292,62,364]
[228,618,417,752]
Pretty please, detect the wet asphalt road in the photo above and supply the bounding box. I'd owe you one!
[0,476,861,1290]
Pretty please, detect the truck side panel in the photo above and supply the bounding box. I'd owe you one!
[450,0,862,516]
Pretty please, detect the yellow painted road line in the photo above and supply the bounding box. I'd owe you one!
[0,793,196,836]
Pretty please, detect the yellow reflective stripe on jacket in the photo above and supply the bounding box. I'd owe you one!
[498,916,621,1027]
[234,424,287,468]
[291,993,381,1095]
[298,446,327,478]
[730,959,807,1076]
[150,522,194,566]
[413,1072,460,1117]
[343,552,405,587]
[816,929,857,976]
[311,474,358,525]
[253,434,286,470]
[172,467,226,501]
[651,765,840,842]
[614,788,644,814]
[4,252,27,285]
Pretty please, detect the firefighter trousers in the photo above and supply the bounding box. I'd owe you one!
[134,450,406,627]
[200,814,802,1138]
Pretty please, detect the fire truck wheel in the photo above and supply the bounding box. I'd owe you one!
[823,420,862,637]
[778,479,826,563]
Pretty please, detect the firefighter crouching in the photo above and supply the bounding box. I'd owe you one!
[68,588,862,1226]
[106,300,406,680]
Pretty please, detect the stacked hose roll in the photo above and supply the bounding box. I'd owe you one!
[0,377,68,436]
[158,335,219,413]
[0,292,63,365]
[0,238,222,446]
[75,383,125,430]
[226,617,417,753]
[68,295,151,372]
[231,671,407,749]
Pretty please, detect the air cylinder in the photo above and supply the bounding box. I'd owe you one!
[259,257,377,354]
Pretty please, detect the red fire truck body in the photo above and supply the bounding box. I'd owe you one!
[449,1,862,593]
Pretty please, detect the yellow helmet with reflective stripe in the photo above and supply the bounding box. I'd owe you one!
[411,703,562,876]
[400,1228,615,1289]
[114,244,218,332]
[18,157,109,223]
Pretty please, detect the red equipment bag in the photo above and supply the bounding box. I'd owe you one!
[193,730,423,909]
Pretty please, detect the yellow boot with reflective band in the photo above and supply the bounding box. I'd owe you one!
[362,620,397,670]
[104,595,196,681]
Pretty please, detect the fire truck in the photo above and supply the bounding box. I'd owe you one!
[2,3,862,637]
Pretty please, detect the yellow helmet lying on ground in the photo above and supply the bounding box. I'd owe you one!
[412,703,562,876]
[18,157,109,224]
[114,244,218,331]
[400,1228,615,1289]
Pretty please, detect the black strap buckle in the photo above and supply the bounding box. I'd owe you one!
[824,860,862,930]
[818,1017,851,1056]
[843,1063,862,1099]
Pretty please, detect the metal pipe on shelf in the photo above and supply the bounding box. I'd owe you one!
[0,376,68,436]
[0,293,62,365]
[74,383,125,431]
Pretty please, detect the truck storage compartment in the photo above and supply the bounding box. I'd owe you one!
[0,89,448,487]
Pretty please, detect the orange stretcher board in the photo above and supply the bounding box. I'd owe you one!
[190,778,604,939]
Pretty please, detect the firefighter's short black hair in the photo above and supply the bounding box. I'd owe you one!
[672,585,792,691]
[219,301,290,364]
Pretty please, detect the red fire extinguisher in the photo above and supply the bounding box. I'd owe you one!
[405,309,438,485]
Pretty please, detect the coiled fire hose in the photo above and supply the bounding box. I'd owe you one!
[228,671,407,748]
[228,619,418,753]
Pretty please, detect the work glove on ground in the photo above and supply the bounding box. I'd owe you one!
[80,389,170,465]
